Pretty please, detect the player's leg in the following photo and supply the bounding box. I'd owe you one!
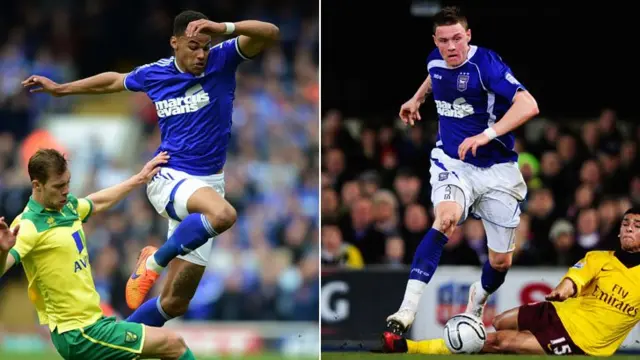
[381,332,451,355]
[127,171,233,309]
[510,300,584,355]
[466,246,514,318]
[466,191,519,318]
[382,330,543,355]
[140,325,197,359]
[151,185,235,269]
[491,306,519,330]
[386,153,471,334]
[383,303,567,356]
[482,330,545,354]
[386,195,464,333]
[382,306,540,356]
[127,221,206,324]
[51,316,195,360]
[158,257,205,318]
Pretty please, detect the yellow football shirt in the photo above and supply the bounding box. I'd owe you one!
[9,194,103,333]
[552,250,640,356]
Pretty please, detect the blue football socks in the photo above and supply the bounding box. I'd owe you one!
[480,260,507,294]
[153,213,217,268]
[126,297,172,326]
[408,228,449,284]
[399,228,449,313]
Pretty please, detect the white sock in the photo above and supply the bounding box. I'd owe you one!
[146,255,164,273]
[399,279,427,314]
[472,283,489,305]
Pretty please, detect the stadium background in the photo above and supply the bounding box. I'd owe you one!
[0,0,319,358]
[320,0,640,355]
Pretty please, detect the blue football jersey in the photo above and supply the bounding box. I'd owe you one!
[124,37,251,175]
[427,45,525,168]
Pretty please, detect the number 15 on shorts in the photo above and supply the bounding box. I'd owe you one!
[549,337,572,355]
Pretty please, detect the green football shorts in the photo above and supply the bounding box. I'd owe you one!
[50,316,145,360]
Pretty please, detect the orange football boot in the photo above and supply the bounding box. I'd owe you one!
[126,246,160,310]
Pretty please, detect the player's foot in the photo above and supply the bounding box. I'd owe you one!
[385,309,415,335]
[126,246,160,310]
[380,331,408,353]
[465,280,489,319]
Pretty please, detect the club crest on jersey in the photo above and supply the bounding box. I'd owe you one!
[155,84,210,118]
[457,72,470,92]
[125,331,139,343]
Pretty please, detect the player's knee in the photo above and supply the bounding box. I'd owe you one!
[204,202,237,233]
[433,211,458,237]
[160,295,191,318]
[434,202,462,237]
[492,331,514,352]
[166,332,188,359]
[492,313,507,330]
[489,254,512,272]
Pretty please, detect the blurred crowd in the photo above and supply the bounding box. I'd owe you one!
[0,0,319,322]
[321,108,640,269]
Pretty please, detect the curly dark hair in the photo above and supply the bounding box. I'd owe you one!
[173,10,208,36]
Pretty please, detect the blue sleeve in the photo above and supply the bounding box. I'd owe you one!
[209,37,252,72]
[426,48,441,71]
[482,51,526,103]
[123,63,153,92]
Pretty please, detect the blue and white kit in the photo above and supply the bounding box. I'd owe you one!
[426,45,527,252]
[124,37,251,265]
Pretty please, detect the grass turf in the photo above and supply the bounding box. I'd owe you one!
[0,352,318,359]
[321,353,639,360]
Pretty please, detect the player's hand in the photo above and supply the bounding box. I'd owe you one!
[135,152,170,184]
[21,75,64,97]
[399,97,423,126]
[458,133,490,161]
[185,19,226,37]
[545,288,569,302]
[545,278,576,301]
[0,217,19,252]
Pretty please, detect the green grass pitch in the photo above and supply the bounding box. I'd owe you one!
[321,353,639,360]
[0,351,318,359]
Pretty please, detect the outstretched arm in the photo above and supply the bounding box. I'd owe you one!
[545,277,577,301]
[22,72,128,97]
[86,152,169,214]
[547,253,603,302]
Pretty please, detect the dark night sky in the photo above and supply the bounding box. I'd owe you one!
[321,1,638,123]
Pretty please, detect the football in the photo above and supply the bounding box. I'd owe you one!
[443,314,487,354]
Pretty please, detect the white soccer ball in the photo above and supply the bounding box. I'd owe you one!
[442,314,486,354]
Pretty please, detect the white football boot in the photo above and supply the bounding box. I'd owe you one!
[465,280,490,319]
[385,309,415,335]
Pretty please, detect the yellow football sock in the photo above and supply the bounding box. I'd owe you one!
[407,338,452,355]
